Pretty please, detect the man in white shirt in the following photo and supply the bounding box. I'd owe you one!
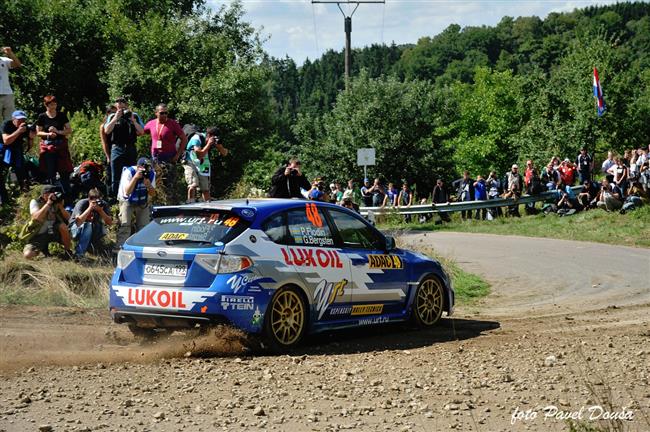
[0,47,21,123]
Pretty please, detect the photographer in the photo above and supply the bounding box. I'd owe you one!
[104,97,144,199]
[183,126,228,202]
[23,185,73,260]
[1,110,35,191]
[36,95,73,198]
[116,157,155,246]
[269,158,310,199]
[69,188,113,259]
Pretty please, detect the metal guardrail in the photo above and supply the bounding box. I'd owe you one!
[359,186,582,217]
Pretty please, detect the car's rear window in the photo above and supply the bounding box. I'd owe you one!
[127,211,249,247]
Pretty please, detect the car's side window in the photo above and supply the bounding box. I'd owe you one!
[286,204,335,248]
[329,209,384,250]
[262,212,291,245]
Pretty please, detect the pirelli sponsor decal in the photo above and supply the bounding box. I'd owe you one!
[368,254,403,270]
[351,304,384,316]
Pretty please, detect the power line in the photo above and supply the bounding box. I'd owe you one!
[311,0,385,90]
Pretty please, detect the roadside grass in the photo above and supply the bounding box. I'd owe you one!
[380,205,650,248]
[0,252,111,308]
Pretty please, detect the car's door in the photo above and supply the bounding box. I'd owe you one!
[262,204,353,325]
[326,208,410,319]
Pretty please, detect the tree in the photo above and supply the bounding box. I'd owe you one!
[294,72,453,196]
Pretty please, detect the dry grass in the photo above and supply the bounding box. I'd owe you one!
[0,252,111,307]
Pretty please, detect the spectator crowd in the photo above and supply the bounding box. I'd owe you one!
[271,148,649,223]
[1,46,648,263]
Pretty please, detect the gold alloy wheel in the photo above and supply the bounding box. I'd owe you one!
[270,290,305,346]
[416,278,444,325]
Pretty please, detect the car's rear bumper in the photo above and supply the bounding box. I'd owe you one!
[111,307,226,329]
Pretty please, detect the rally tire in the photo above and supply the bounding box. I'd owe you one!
[263,286,308,351]
[411,276,445,327]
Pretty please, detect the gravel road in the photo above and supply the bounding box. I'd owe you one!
[1,233,648,432]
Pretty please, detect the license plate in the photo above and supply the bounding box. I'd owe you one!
[144,263,187,277]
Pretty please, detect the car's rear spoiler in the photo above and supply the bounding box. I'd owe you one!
[152,205,257,222]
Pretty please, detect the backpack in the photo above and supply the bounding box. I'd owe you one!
[77,160,103,185]
[181,124,205,161]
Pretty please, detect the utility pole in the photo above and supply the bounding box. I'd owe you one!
[311,0,385,91]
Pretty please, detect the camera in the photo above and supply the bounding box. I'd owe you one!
[121,109,132,118]
[96,199,106,207]
[23,123,36,132]
[51,192,63,202]
[289,169,298,176]
[141,164,152,178]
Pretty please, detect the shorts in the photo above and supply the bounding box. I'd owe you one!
[23,229,62,255]
[183,164,199,188]
[183,164,210,191]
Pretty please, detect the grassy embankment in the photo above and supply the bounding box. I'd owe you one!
[380,205,650,248]
[0,245,490,308]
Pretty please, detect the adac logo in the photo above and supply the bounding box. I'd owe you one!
[368,254,403,270]
[314,279,347,320]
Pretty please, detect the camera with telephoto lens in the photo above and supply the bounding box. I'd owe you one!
[51,192,63,202]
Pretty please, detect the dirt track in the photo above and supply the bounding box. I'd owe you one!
[1,233,649,431]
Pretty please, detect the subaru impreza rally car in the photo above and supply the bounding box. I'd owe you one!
[110,199,454,349]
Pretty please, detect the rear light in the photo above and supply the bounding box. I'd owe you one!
[117,250,135,269]
[194,254,253,274]
[195,254,221,274]
[218,255,253,273]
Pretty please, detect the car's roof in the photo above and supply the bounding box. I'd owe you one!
[154,198,344,214]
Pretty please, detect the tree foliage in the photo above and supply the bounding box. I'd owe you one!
[2,0,649,199]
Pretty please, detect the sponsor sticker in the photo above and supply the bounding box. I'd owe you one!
[358,316,389,325]
[226,274,262,294]
[314,279,347,320]
[282,247,343,269]
[221,295,255,311]
[351,304,384,316]
[251,306,263,326]
[159,232,189,241]
[329,305,352,316]
[126,287,187,308]
[368,254,403,270]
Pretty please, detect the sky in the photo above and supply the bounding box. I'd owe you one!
[208,0,620,64]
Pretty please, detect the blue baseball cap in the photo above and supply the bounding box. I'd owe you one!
[11,110,27,120]
[137,157,151,166]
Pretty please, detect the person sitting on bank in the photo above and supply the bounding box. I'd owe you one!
[69,188,113,259]
[23,185,73,259]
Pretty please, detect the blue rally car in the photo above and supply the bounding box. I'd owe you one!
[110,199,454,349]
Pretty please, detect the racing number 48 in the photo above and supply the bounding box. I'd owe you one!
[306,203,322,227]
